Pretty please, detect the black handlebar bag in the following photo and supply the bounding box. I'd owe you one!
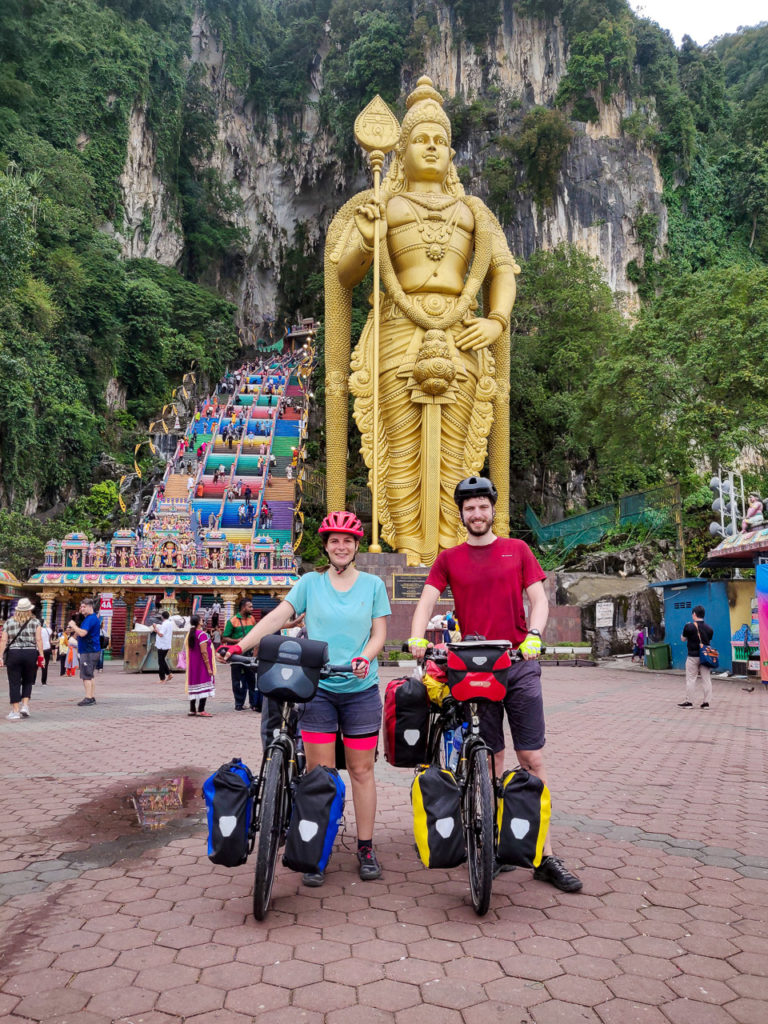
[256,635,329,702]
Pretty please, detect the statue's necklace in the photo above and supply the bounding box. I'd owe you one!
[404,195,462,262]
[402,191,459,212]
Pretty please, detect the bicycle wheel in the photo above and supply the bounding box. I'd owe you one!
[463,743,494,916]
[253,746,287,920]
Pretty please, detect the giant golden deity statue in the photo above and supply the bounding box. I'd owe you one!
[324,77,520,566]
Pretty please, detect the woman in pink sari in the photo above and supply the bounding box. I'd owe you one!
[186,615,215,716]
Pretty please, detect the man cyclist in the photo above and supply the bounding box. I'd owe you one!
[409,476,582,893]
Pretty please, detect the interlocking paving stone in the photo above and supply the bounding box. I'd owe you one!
[1,663,767,1023]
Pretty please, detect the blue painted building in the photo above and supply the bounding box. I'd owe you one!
[649,579,732,671]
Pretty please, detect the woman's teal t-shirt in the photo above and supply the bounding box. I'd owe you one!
[285,571,391,693]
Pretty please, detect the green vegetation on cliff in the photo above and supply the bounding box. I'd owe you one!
[0,0,239,515]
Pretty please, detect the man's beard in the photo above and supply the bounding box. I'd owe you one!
[465,517,493,536]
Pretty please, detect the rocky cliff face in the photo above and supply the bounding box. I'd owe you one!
[114,3,666,322]
[422,5,665,307]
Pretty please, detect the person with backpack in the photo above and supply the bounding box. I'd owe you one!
[219,511,391,885]
[679,606,714,709]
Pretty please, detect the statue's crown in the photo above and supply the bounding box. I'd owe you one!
[406,76,445,110]
[399,76,451,152]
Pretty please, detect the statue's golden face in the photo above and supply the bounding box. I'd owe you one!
[402,121,451,183]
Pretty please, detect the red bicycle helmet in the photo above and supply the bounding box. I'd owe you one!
[318,510,364,538]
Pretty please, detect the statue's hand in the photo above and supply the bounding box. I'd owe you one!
[454,317,503,351]
[354,201,387,248]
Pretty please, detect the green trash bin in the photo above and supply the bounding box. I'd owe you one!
[644,642,671,670]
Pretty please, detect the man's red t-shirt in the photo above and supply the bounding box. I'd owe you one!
[426,538,547,647]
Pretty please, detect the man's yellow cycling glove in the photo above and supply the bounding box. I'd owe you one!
[519,633,542,658]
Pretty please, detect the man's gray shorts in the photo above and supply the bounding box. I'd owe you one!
[80,651,99,681]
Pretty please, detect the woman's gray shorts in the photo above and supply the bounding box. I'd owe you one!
[299,684,382,737]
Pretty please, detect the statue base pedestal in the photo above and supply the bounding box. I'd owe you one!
[356,552,453,646]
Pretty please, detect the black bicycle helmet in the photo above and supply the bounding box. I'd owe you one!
[454,476,498,507]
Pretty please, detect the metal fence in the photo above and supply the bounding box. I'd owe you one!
[302,468,372,516]
[526,483,683,555]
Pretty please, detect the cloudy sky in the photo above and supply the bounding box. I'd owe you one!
[628,0,766,46]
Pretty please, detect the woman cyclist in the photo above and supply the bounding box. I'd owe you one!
[220,511,390,885]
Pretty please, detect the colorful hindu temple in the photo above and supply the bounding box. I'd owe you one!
[0,569,28,620]
[701,522,768,682]
[26,350,313,661]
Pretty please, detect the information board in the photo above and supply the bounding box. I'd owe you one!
[595,599,614,628]
[392,572,452,603]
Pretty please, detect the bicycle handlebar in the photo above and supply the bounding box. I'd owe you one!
[402,639,523,661]
[228,653,355,677]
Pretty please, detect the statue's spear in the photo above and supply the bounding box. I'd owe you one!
[354,96,400,553]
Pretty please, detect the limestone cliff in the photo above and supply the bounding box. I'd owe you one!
[114,3,666,323]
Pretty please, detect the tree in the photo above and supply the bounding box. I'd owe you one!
[0,166,36,290]
[588,264,768,489]
[509,245,628,494]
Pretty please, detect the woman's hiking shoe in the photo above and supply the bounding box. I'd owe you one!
[302,871,325,887]
[533,855,583,892]
[357,846,382,880]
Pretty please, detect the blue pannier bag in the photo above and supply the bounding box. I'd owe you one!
[202,758,256,866]
[283,766,346,874]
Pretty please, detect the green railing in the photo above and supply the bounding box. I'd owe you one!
[526,483,682,555]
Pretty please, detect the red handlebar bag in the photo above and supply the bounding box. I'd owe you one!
[446,643,510,702]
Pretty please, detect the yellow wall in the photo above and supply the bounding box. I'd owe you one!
[726,580,755,637]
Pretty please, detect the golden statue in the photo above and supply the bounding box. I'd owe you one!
[325,76,520,565]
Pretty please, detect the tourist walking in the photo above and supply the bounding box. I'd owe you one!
[0,598,44,720]
[152,610,175,684]
[39,620,53,684]
[631,627,645,663]
[68,598,101,706]
[679,605,715,709]
[57,629,68,675]
[65,630,79,676]
[185,615,215,716]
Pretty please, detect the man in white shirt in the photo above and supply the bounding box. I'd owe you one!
[39,622,53,684]
[152,611,175,683]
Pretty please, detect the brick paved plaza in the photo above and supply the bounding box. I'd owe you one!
[1,662,767,1024]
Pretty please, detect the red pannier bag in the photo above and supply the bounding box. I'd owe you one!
[446,641,511,702]
[383,676,430,767]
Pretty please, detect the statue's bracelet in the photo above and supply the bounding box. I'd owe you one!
[487,311,510,330]
[358,236,374,255]
[408,637,429,649]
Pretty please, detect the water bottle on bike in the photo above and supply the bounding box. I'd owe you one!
[448,724,465,772]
